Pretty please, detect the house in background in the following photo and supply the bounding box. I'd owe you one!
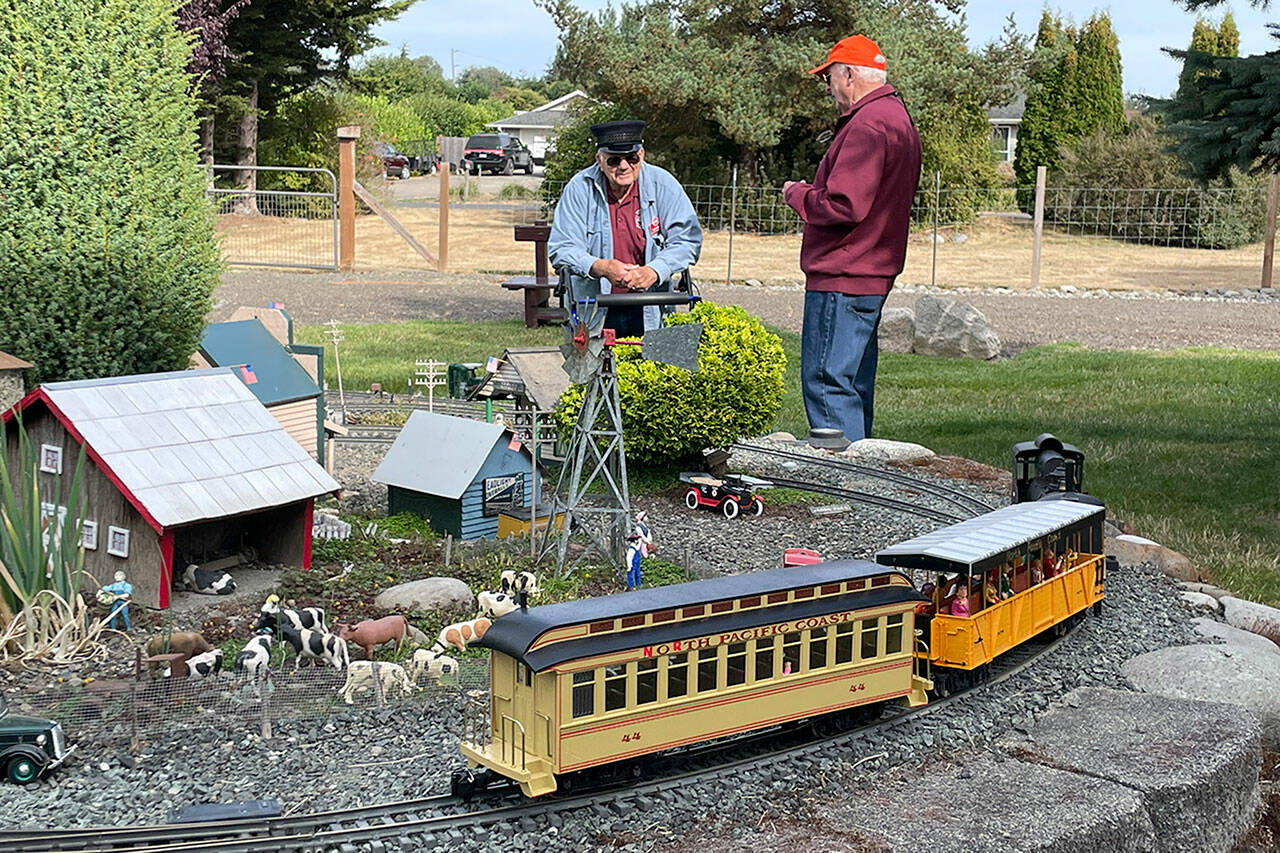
[988,93,1025,164]
[486,90,595,164]
[0,351,32,411]
[371,411,543,540]
[2,368,339,608]
[195,316,325,464]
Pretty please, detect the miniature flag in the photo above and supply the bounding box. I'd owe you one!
[486,356,501,373]
[508,434,522,452]
[240,364,258,385]
[268,301,283,309]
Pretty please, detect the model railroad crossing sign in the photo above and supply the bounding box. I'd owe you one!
[544,281,702,575]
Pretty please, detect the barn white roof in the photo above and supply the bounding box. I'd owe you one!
[876,500,1104,570]
[40,368,339,528]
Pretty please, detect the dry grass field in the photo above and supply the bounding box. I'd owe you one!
[216,201,1270,293]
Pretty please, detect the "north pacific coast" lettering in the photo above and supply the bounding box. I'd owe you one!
[640,612,852,658]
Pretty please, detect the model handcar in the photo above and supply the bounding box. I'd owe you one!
[679,472,771,519]
[0,693,73,784]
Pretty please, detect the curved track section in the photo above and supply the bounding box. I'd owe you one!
[765,475,965,525]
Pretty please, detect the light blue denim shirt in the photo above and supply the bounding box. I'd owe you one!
[548,161,703,303]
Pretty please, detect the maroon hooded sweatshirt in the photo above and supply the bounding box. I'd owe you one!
[784,85,921,295]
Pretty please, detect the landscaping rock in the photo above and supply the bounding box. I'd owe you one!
[879,307,914,354]
[1220,596,1280,646]
[1179,581,1233,600]
[1179,591,1220,614]
[912,293,1000,360]
[1122,644,1280,748]
[373,578,474,614]
[1105,534,1198,581]
[1192,618,1280,655]
[999,687,1261,853]
[841,438,935,463]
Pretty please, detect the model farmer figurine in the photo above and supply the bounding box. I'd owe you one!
[98,570,132,631]
[625,512,655,590]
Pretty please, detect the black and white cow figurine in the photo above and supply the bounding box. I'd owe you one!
[234,635,273,678]
[187,648,224,678]
[184,564,236,595]
[280,626,349,670]
[252,595,327,634]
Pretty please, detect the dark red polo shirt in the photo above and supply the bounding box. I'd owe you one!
[608,181,646,271]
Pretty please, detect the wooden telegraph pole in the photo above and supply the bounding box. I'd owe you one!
[337,125,360,272]
[438,163,450,272]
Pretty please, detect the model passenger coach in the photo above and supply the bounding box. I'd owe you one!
[458,561,930,796]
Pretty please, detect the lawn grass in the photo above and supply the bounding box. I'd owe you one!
[299,318,1280,606]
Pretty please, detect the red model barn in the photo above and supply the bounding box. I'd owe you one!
[1,368,340,609]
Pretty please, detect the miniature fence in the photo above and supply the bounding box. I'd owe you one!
[208,165,339,270]
[15,658,490,747]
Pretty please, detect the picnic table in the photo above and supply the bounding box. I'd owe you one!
[501,222,564,328]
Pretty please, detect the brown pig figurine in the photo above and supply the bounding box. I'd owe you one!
[335,615,411,661]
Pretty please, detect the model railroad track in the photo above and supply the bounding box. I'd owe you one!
[764,475,966,525]
[6,622,1082,853]
[335,423,405,445]
[733,441,996,518]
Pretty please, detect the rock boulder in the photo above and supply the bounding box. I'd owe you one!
[1221,596,1280,646]
[912,293,1000,359]
[1192,617,1280,655]
[879,307,914,354]
[841,438,936,463]
[1106,534,1198,581]
[373,577,474,615]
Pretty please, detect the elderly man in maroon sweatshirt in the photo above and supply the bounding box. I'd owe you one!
[784,35,921,443]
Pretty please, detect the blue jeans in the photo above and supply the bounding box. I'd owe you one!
[801,291,887,442]
[626,546,643,589]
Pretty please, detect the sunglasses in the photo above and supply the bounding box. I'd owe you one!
[604,152,641,167]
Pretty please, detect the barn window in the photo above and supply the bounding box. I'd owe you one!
[107,526,130,558]
[572,670,595,718]
[667,653,689,698]
[782,632,802,675]
[755,637,775,681]
[697,648,718,692]
[861,619,880,659]
[885,614,904,655]
[636,659,658,705]
[604,664,627,711]
[39,445,62,475]
[726,643,747,686]
[835,622,856,664]
[81,521,98,550]
[809,627,828,670]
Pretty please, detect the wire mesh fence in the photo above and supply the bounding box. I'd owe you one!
[209,165,339,270]
[15,658,490,746]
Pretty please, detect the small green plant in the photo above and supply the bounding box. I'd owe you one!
[640,557,687,588]
[374,513,438,540]
[497,183,537,200]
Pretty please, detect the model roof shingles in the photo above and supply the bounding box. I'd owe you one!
[41,368,338,528]
[372,410,524,499]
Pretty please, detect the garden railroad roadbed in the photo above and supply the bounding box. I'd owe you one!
[215,268,1280,353]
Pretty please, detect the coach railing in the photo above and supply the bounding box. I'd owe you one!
[500,715,527,771]
[207,165,339,270]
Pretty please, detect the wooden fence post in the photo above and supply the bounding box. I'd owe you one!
[337,125,360,272]
[1263,171,1279,290]
[438,163,450,272]
[1030,166,1046,289]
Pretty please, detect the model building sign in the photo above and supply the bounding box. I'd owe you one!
[483,474,524,516]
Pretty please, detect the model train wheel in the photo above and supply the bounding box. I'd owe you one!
[684,488,700,510]
[749,497,764,516]
[721,497,740,519]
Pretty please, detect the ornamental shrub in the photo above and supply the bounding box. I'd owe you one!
[554,303,786,466]
[0,0,221,385]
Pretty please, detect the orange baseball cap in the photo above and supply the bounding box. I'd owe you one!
[809,34,887,75]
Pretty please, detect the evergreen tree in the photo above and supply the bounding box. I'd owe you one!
[0,0,221,385]
[1075,14,1125,137]
[1014,12,1070,186]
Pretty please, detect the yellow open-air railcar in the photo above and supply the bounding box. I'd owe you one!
[876,500,1107,692]
[457,561,931,797]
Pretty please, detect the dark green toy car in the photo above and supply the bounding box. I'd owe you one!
[0,693,73,784]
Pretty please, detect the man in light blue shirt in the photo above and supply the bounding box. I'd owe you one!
[548,120,702,336]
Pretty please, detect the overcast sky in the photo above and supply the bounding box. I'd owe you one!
[370,1,1275,98]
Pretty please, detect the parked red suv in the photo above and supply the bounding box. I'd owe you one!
[374,142,412,180]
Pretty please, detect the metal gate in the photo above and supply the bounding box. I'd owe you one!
[207,165,338,270]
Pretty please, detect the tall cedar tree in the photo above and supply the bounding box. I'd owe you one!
[1174,14,1239,120]
[540,0,1025,188]
[0,0,221,384]
[1014,12,1124,186]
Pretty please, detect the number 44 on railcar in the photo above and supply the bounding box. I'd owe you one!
[455,562,932,797]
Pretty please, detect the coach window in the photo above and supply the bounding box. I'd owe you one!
[754,637,775,681]
[861,618,880,659]
[835,622,855,664]
[572,670,595,718]
[636,659,658,705]
[885,614,904,655]
[726,643,747,686]
[605,664,627,712]
[809,627,828,670]
[782,632,801,675]
[697,648,719,692]
[667,653,689,699]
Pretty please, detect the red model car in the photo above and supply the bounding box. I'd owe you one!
[679,472,771,519]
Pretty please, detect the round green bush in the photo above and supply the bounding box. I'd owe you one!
[554,302,786,465]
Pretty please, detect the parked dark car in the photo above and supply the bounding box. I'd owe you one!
[0,694,73,784]
[374,142,412,180]
[462,133,534,176]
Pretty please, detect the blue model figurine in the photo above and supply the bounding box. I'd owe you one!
[625,512,655,590]
[98,570,132,631]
